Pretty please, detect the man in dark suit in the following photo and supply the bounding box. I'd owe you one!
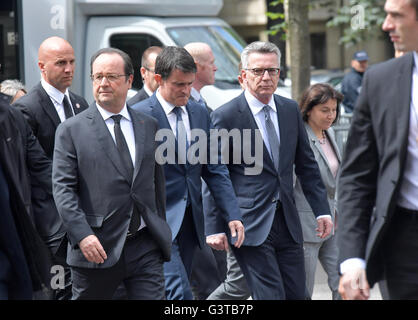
[13,36,88,300]
[0,92,53,299]
[338,0,418,300]
[206,41,333,300]
[127,46,162,106]
[131,46,244,300]
[52,48,171,299]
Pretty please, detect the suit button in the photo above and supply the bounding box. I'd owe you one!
[183,197,187,201]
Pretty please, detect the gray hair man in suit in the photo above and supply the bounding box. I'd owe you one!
[52,47,171,299]
[338,0,418,300]
[206,41,333,300]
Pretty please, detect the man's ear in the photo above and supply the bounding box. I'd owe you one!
[140,67,147,79]
[154,73,163,85]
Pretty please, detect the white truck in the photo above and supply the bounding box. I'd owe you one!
[1,0,247,108]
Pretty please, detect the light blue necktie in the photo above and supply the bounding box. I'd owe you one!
[263,105,280,172]
[172,107,189,164]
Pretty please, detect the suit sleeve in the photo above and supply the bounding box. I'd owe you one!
[337,70,378,262]
[52,122,94,247]
[10,108,53,195]
[13,100,39,137]
[201,110,242,233]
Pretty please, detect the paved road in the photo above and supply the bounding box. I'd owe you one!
[312,263,382,300]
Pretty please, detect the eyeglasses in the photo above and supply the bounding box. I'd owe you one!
[144,67,155,73]
[245,68,280,77]
[90,73,128,83]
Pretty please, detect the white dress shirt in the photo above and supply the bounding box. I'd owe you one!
[340,51,418,275]
[41,78,74,122]
[156,90,191,144]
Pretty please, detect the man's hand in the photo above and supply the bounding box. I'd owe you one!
[228,220,245,248]
[339,268,370,300]
[206,233,230,251]
[316,217,333,238]
[79,235,107,264]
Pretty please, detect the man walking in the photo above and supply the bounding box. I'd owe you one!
[132,46,244,300]
[52,48,171,299]
[338,0,418,300]
[206,41,333,300]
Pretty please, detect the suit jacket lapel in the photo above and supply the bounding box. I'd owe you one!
[129,107,145,182]
[69,92,84,115]
[87,104,132,183]
[37,84,61,127]
[396,53,414,174]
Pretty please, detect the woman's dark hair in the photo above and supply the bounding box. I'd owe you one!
[299,83,344,125]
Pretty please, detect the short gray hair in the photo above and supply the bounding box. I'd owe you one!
[241,41,281,69]
[0,79,26,97]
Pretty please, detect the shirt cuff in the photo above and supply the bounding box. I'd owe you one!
[206,232,226,237]
[340,258,366,274]
[316,214,332,220]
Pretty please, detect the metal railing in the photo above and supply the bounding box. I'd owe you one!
[333,113,353,157]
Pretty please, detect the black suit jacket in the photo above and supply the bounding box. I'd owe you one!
[127,88,149,107]
[52,103,171,268]
[13,82,89,159]
[13,82,88,244]
[337,52,415,286]
[0,93,53,297]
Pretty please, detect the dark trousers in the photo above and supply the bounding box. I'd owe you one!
[232,203,306,300]
[71,229,164,300]
[164,206,199,300]
[383,207,418,299]
[190,244,226,300]
[0,249,11,300]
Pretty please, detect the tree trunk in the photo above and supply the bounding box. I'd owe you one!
[266,0,287,80]
[287,0,311,103]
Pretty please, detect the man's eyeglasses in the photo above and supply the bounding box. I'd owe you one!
[90,74,128,83]
[245,68,280,77]
[144,67,155,73]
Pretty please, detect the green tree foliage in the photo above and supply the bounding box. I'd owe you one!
[327,0,386,47]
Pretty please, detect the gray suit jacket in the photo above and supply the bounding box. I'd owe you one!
[337,52,415,286]
[294,124,341,243]
[52,103,171,268]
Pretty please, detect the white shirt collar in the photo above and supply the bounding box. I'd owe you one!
[244,90,276,115]
[190,87,201,102]
[143,84,154,97]
[413,51,418,72]
[96,103,131,122]
[156,89,187,116]
[41,77,69,104]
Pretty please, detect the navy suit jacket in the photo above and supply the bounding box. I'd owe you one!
[131,94,242,248]
[207,92,331,246]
